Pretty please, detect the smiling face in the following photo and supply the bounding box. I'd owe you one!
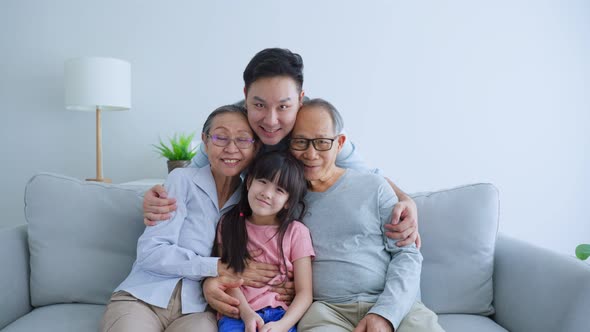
[244,76,304,146]
[289,105,346,190]
[247,177,290,225]
[203,112,258,180]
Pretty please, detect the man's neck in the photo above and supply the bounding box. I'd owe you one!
[262,137,289,152]
[308,167,345,193]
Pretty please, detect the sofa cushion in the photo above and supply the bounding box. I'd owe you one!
[438,314,508,332]
[0,225,31,330]
[1,304,104,332]
[25,173,148,307]
[412,183,498,315]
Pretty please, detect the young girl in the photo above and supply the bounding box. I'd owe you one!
[214,151,314,332]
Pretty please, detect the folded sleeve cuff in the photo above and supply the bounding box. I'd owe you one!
[198,257,220,278]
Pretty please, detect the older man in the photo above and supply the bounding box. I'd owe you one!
[287,99,443,332]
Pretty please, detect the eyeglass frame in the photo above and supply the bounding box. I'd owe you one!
[206,134,256,149]
[288,135,341,151]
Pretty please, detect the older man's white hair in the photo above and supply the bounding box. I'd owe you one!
[300,98,344,135]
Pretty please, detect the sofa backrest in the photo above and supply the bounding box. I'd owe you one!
[413,183,499,316]
[25,173,148,307]
[24,173,499,317]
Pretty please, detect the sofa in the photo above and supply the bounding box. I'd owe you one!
[1,173,589,332]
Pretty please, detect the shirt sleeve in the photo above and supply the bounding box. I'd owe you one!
[190,142,210,168]
[134,169,219,281]
[367,181,422,329]
[336,129,382,174]
[289,221,315,262]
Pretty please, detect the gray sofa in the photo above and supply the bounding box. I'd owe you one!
[1,173,589,331]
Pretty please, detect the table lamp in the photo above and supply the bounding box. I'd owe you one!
[65,57,131,183]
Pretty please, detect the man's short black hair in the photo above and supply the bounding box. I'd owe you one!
[243,48,304,92]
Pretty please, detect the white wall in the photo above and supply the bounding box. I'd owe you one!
[1,0,588,256]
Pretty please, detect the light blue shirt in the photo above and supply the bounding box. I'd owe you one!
[192,130,380,174]
[115,166,241,313]
[305,169,422,329]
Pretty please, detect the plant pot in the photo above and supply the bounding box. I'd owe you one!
[167,160,191,173]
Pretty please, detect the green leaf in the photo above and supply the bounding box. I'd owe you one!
[152,132,197,161]
[575,244,590,260]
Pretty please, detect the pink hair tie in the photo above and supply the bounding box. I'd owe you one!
[239,212,244,217]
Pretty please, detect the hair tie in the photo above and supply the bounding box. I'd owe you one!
[239,212,244,217]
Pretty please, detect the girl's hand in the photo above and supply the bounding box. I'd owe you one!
[260,320,290,332]
[242,311,264,332]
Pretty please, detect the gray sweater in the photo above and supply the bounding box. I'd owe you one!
[304,169,422,329]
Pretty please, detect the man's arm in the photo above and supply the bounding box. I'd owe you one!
[335,135,420,248]
[142,142,208,226]
[366,182,423,330]
[190,141,210,168]
[143,184,176,226]
[384,178,420,248]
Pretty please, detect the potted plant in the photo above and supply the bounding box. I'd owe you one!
[576,244,590,261]
[153,132,198,173]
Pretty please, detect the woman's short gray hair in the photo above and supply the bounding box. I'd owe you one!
[201,104,248,135]
[301,98,344,135]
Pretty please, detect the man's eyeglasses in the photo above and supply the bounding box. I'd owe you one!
[207,134,255,149]
[289,136,339,151]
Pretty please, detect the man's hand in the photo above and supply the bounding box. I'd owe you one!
[243,251,295,303]
[242,259,281,288]
[384,198,421,248]
[143,184,177,226]
[203,276,242,319]
[270,279,295,304]
[353,314,394,332]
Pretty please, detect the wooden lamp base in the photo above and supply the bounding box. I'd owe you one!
[86,178,112,183]
[87,107,111,184]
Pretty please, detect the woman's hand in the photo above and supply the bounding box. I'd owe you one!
[202,276,242,318]
[143,184,177,226]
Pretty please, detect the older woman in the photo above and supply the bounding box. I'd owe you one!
[100,105,259,332]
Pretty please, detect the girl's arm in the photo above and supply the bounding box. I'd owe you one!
[226,287,264,332]
[261,256,313,332]
[215,237,263,330]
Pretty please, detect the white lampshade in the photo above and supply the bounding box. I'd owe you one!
[65,57,131,111]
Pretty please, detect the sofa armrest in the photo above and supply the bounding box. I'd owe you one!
[0,224,32,329]
[493,233,590,332]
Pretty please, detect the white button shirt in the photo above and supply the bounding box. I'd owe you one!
[115,166,241,313]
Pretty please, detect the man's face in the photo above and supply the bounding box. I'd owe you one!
[244,76,303,146]
[289,106,344,187]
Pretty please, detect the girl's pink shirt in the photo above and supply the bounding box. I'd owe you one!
[241,220,315,311]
